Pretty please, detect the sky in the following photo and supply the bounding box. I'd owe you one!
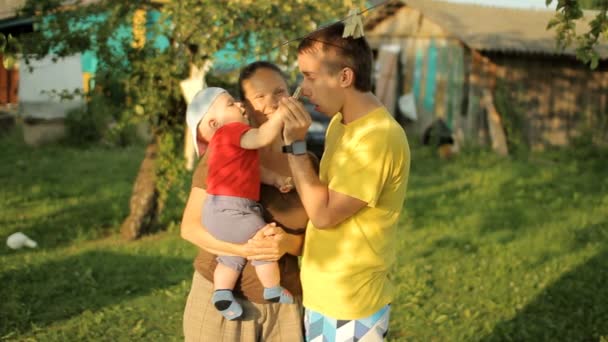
[441,0,557,9]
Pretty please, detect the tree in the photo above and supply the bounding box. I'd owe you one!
[0,33,20,69]
[548,0,608,69]
[579,0,603,10]
[19,0,359,238]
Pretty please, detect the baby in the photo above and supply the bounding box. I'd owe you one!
[186,87,294,320]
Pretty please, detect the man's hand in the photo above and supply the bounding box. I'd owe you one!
[280,97,311,144]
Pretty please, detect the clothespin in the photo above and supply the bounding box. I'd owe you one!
[342,8,365,39]
[292,86,302,100]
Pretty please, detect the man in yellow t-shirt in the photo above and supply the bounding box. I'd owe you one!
[279,22,410,341]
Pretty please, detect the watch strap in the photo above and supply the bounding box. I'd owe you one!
[282,140,307,155]
[281,144,293,153]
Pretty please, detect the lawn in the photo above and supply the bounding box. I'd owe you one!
[1,129,607,341]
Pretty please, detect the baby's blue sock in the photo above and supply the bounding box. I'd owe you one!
[263,285,294,304]
[212,289,243,320]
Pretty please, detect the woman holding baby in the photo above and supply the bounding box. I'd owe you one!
[180,61,314,341]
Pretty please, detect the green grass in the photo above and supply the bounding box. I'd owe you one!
[390,146,608,341]
[0,130,193,341]
[1,129,607,341]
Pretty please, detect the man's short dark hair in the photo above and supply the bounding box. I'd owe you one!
[238,61,287,100]
[297,22,373,92]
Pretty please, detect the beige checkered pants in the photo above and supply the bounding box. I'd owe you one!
[183,271,304,342]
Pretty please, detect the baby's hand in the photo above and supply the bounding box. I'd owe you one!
[275,176,294,193]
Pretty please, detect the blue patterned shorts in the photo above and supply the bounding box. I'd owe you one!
[304,304,390,342]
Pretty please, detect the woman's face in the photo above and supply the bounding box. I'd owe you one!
[241,68,289,127]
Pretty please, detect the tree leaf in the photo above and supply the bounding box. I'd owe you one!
[590,54,599,69]
[0,34,6,52]
[3,54,16,70]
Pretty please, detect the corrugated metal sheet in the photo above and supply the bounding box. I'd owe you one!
[366,0,608,59]
[0,0,101,21]
[0,0,25,21]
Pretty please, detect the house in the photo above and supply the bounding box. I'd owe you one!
[0,0,28,108]
[365,0,608,150]
[0,0,100,108]
[0,0,165,145]
[0,0,92,144]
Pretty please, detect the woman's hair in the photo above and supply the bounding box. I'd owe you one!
[238,61,287,100]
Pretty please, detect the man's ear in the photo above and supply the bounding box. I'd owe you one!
[339,67,355,88]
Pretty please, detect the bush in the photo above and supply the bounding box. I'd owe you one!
[63,105,108,146]
[102,116,142,148]
[63,95,143,147]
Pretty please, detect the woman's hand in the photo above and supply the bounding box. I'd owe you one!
[274,176,294,193]
[244,223,289,262]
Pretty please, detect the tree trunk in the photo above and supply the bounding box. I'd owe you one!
[120,143,158,240]
[181,60,212,170]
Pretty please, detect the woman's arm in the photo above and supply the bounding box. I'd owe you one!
[260,166,293,193]
[180,186,246,256]
[280,230,305,256]
[246,152,316,261]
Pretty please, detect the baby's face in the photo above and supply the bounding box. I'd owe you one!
[198,93,248,142]
[213,93,248,126]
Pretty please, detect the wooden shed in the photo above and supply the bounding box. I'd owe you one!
[366,0,608,150]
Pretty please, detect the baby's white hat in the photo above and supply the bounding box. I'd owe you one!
[186,87,227,156]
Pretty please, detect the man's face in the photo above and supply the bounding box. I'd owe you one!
[297,45,344,117]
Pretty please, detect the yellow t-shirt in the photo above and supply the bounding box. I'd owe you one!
[301,106,410,319]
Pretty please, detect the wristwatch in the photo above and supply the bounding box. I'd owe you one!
[282,140,307,155]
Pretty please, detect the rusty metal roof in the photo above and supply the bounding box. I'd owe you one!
[0,0,103,21]
[365,0,608,59]
[0,0,25,21]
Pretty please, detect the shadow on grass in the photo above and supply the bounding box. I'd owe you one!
[474,154,606,239]
[481,246,608,341]
[0,250,191,335]
[570,221,608,250]
[0,197,129,257]
[405,181,475,229]
[418,236,479,258]
[473,164,608,340]
[0,140,144,255]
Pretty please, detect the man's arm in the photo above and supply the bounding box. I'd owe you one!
[286,154,367,229]
[280,97,367,229]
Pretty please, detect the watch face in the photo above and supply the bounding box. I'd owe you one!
[292,141,307,155]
